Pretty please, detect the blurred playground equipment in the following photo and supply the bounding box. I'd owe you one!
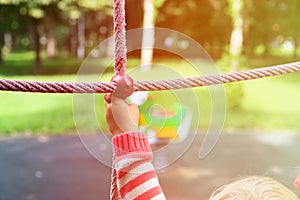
[129,91,192,144]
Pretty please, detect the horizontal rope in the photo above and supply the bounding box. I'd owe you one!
[0,61,299,93]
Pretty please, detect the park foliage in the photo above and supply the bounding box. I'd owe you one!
[0,0,300,135]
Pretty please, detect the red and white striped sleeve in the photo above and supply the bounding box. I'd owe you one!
[112,132,166,200]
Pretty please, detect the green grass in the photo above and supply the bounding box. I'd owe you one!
[0,50,140,75]
[225,73,300,130]
[0,75,73,135]
[0,74,113,136]
[0,52,300,136]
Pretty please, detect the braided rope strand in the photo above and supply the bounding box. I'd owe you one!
[0,61,299,93]
[113,0,127,75]
[111,1,127,199]
[0,79,116,93]
[134,61,300,91]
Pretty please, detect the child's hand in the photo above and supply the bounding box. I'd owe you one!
[104,93,139,135]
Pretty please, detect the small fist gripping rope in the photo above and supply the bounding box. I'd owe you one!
[111,74,134,99]
[108,75,135,200]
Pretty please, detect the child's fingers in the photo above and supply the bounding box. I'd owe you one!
[106,104,112,119]
[104,93,112,104]
[111,93,128,106]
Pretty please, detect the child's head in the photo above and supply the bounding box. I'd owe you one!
[295,175,300,190]
[209,176,299,200]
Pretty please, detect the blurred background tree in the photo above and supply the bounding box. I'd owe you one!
[156,0,231,59]
[1,0,300,71]
[1,0,300,134]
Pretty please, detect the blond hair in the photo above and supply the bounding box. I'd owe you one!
[209,176,299,200]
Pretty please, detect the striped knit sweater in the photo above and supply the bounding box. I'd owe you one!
[111,132,166,200]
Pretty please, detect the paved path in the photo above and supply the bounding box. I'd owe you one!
[0,133,299,200]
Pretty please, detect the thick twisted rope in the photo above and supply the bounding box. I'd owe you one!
[113,0,127,75]
[111,1,126,199]
[1,61,300,93]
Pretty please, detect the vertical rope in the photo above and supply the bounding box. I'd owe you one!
[110,168,119,200]
[111,1,127,199]
[114,0,127,75]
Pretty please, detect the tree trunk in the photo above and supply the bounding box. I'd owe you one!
[33,19,42,74]
[293,29,298,58]
[47,37,56,59]
[141,0,155,72]
[77,13,85,59]
[44,24,56,59]
[71,24,77,57]
[4,32,12,53]
[294,41,298,58]
[0,32,3,65]
[228,0,244,71]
